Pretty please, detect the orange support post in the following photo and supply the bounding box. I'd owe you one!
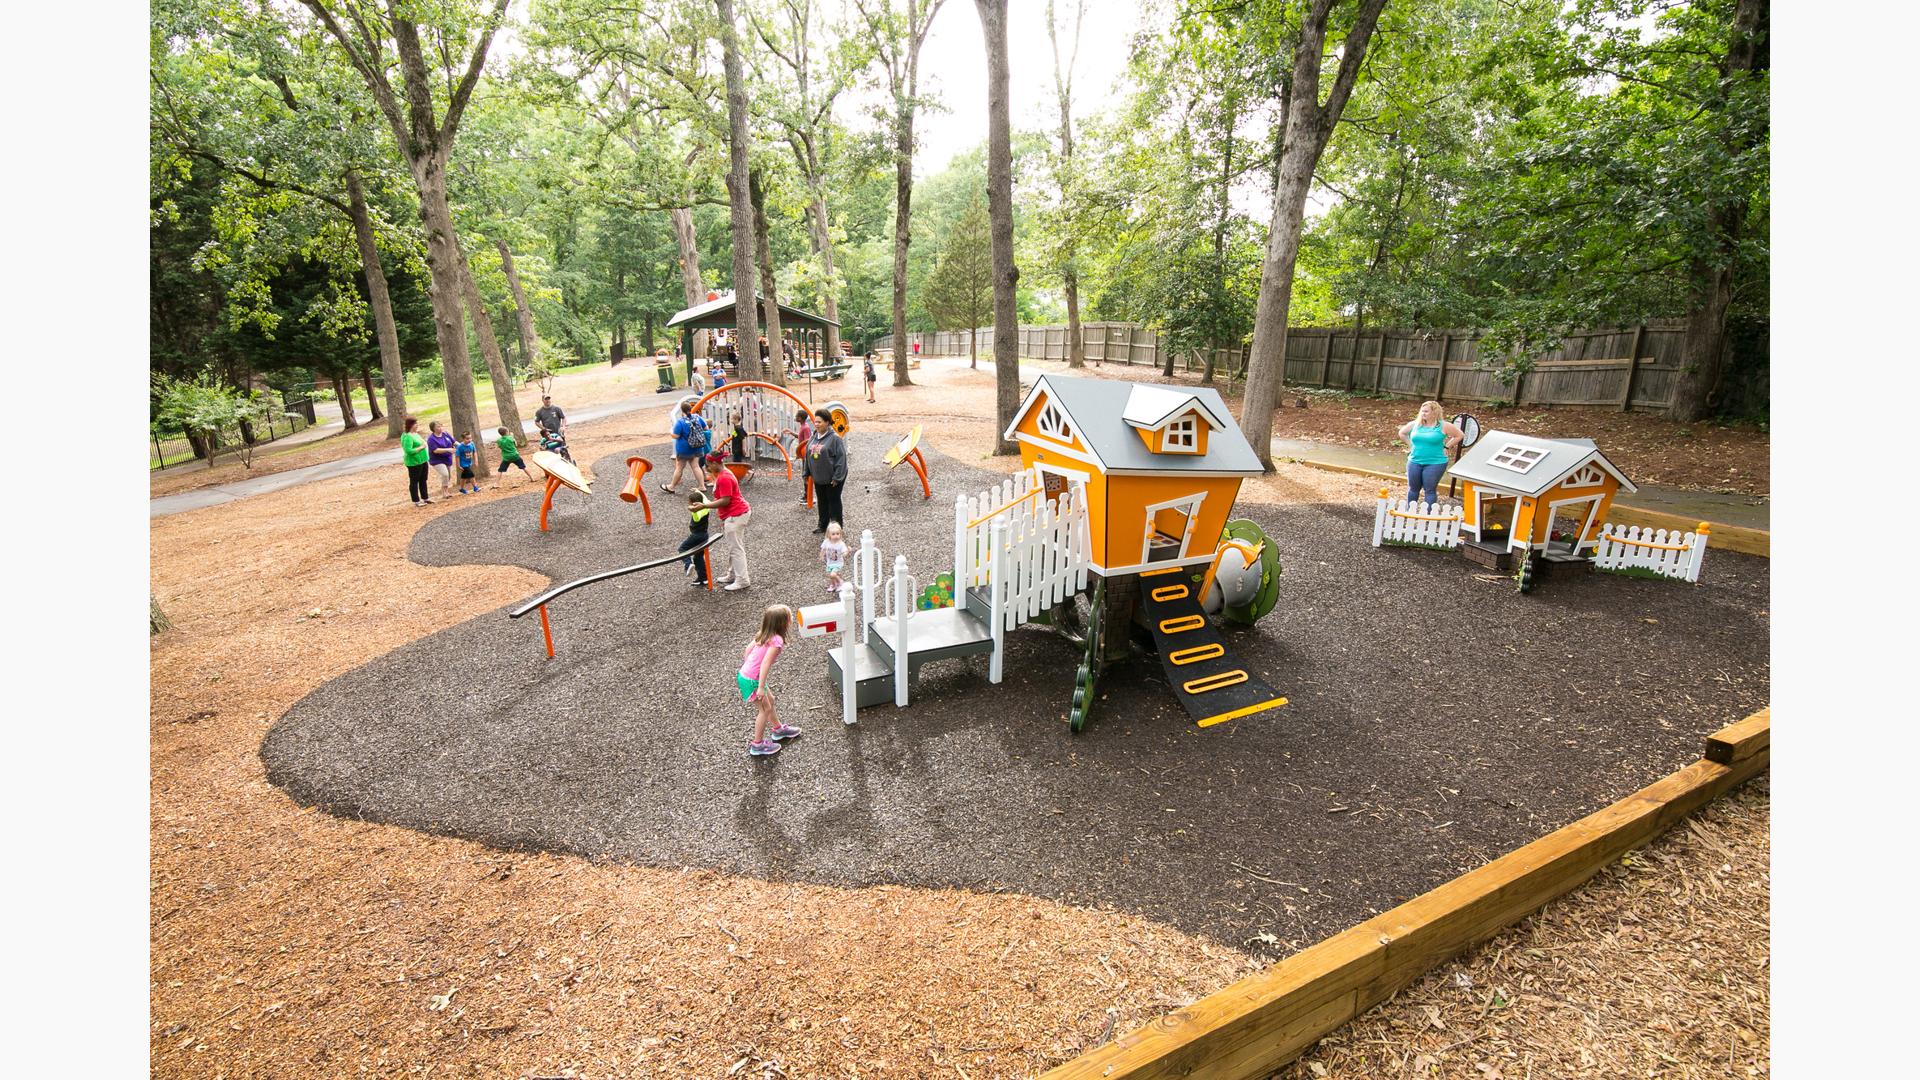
[538,604,555,659]
[703,548,714,590]
[538,475,563,532]
[903,447,931,499]
[619,457,654,523]
[804,472,814,509]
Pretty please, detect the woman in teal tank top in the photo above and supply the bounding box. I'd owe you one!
[1396,400,1463,505]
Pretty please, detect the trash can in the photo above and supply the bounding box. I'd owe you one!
[655,362,675,391]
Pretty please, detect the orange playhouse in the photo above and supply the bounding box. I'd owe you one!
[811,375,1287,734]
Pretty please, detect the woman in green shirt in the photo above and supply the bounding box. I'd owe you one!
[401,416,431,506]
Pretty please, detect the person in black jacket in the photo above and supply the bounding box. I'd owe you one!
[805,409,848,534]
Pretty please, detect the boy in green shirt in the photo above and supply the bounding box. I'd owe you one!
[495,425,530,487]
[401,416,431,505]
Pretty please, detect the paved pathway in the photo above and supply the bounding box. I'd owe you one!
[1271,438,1770,530]
[150,395,672,518]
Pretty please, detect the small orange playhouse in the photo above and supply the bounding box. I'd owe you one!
[1002,377,1264,576]
[1450,431,1636,570]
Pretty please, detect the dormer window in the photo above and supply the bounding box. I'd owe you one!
[1488,444,1546,474]
[1036,400,1073,443]
[1162,415,1198,452]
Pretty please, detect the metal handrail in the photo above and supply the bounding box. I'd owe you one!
[509,534,727,618]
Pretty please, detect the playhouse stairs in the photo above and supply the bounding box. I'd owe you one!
[1137,579,1287,728]
[831,606,995,710]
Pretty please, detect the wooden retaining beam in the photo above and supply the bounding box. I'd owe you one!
[1042,710,1771,1080]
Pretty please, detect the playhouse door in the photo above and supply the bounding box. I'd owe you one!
[1544,495,1603,555]
[1143,494,1205,564]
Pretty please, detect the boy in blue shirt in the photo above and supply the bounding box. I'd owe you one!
[455,431,479,494]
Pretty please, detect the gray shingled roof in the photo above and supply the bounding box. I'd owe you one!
[1449,430,1636,497]
[1010,375,1265,475]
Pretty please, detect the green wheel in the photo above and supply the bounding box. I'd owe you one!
[1516,553,1537,594]
[1216,519,1283,625]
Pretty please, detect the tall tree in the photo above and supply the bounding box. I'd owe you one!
[302,0,511,476]
[922,195,993,368]
[1239,0,1391,468]
[749,169,790,385]
[714,0,764,380]
[752,0,862,364]
[976,0,1020,453]
[1046,0,1087,368]
[856,0,946,385]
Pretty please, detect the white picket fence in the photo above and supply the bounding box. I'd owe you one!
[953,469,1092,682]
[1592,523,1710,582]
[1372,494,1463,549]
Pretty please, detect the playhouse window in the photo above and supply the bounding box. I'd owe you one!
[1566,464,1607,487]
[1488,444,1546,473]
[1036,400,1073,442]
[1162,415,1198,451]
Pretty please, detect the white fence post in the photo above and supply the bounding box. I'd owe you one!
[953,494,967,591]
[858,529,878,644]
[840,583,858,726]
[1373,489,1388,547]
[1688,523,1710,582]
[989,520,1007,684]
[893,554,912,707]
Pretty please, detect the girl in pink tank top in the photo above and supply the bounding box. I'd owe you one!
[739,605,801,756]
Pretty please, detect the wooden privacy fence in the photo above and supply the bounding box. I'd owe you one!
[882,319,1694,414]
[1593,522,1711,582]
[1371,495,1464,550]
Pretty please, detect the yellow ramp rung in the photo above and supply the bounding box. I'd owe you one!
[1150,584,1190,602]
[1140,566,1186,578]
[1159,615,1205,634]
[1169,643,1224,666]
[1198,696,1288,729]
[1183,670,1247,695]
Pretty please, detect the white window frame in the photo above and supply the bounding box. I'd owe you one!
[1544,493,1604,554]
[1488,443,1547,474]
[1035,400,1074,443]
[1141,492,1208,564]
[1565,463,1608,488]
[1160,414,1199,453]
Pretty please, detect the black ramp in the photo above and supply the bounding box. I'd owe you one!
[1137,570,1288,728]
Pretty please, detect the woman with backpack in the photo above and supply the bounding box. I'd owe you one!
[663,400,711,494]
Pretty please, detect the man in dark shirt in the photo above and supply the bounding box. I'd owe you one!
[534,396,565,437]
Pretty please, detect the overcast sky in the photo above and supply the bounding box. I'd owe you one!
[890,0,1158,177]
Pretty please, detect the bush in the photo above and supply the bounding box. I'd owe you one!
[406,362,446,393]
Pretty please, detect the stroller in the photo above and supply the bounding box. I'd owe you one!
[537,424,575,464]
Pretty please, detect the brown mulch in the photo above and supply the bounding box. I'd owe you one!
[152,357,1768,1077]
[1015,358,1770,497]
[1274,777,1770,1080]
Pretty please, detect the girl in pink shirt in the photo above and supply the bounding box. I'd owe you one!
[739,605,801,756]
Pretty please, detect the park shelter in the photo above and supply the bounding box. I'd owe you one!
[665,291,838,368]
[1451,431,1636,556]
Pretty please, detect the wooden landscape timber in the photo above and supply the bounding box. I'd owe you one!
[1288,457,1769,557]
[1042,709,1771,1080]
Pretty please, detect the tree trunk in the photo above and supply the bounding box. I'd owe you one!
[362,365,383,420]
[330,372,361,430]
[495,237,539,372]
[716,0,763,382]
[670,206,709,359]
[889,104,915,387]
[456,239,523,454]
[1669,0,1766,422]
[1239,0,1388,469]
[413,155,491,479]
[970,326,978,368]
[750,170,789,387]
[805,187,843,363]
[345,170,408,438]
[978,0,1021,454]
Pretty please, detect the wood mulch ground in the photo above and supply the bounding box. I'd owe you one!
[152,358,1768,1077]
[1014,358,1770,497]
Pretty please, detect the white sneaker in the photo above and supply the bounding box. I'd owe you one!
[724,581,749,591]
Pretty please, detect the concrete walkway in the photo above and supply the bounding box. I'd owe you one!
[151,395,672,518]
[1272,437,1770,531]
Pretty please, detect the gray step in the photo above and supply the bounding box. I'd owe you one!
[868,606,995,669]
[827,643,897,708]
[963,584,991,622]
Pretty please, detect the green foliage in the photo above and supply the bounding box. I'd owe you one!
[922,195,994,348]
[152,372,273,466]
